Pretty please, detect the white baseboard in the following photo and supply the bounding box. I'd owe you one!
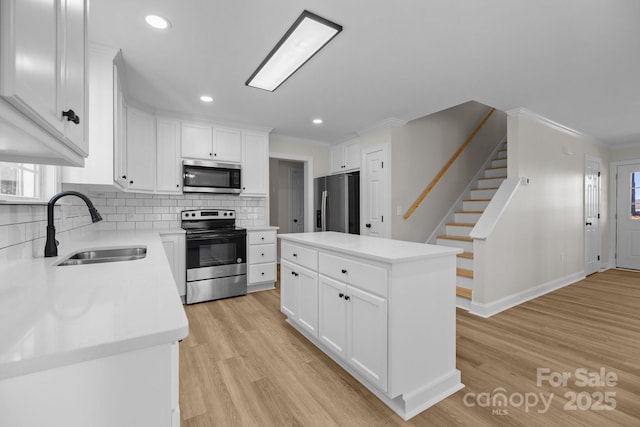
[456,295,471,311]
[469,271,585,318]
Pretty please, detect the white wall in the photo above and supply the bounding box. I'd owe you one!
[269,135,329,178]
[610,144,640,162]
[390,102,506,242]
[472,110,611,314]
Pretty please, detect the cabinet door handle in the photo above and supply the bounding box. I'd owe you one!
[62,109,80,124]
[344,295,351,301]
[121,175,127,179]
[293,253,297,257]
[338,293,344,298]
[129,180,134,184]
[261,253,265,256]
[365,223,372,228]
[341,269,347,274]
[261,237,265,240]
[261,272,265,276]
[291,271,298,277]
[176,184,180,188]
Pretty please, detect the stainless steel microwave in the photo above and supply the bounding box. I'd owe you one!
[182,160,242,194]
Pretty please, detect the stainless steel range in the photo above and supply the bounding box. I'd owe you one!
[181,209,247,304]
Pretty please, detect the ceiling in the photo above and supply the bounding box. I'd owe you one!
[89,0,640,146]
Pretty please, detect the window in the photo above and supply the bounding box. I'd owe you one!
[0,162,41,199]
[632,172,640,220]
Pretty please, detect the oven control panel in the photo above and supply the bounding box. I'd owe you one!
[181,209,235,220]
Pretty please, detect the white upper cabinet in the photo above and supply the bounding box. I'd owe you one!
[181,122,212,159]
[214,127,242,163]
[156,118,182,193]
[0,0,88,165]
[241,131,269,197]
[181,123,242,163]
[125,107,155,192]
[330,139,360,174]
[62,45,117,186]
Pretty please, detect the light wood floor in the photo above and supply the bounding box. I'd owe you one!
[179,269,640,426]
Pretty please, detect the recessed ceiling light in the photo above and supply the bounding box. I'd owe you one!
[313,118,323,125]
[246,10,342,92]
[200,95,214,103]
[145,14,170,30]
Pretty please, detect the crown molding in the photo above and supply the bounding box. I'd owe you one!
[270,133,331,147]
[506,108,606,147]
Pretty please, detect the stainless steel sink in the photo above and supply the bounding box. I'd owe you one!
[56,247,147,266]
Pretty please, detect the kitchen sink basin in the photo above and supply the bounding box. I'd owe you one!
[56,247,147,266]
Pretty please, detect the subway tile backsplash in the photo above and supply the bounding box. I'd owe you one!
[0,184,266,260]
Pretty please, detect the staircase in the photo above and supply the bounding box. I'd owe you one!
[433,142,508,306]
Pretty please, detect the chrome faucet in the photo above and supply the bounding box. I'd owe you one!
[44,191,103,257]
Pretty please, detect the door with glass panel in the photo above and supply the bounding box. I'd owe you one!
[616,164,640,269]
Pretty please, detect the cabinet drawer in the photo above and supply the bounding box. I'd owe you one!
[249,245,275,264]
[249,231,276,245]
[249,262,276,284]
[319,252,388,297]
[281,241,317,271]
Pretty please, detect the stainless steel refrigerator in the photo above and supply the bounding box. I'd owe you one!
[314,171,360,234]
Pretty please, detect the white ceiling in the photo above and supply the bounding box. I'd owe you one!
[89,0,640,145]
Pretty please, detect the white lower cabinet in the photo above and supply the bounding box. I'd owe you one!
[280,259,318,338]
[319,275,388,392]
[278,234,462,421]
[0,342,180,427]
[247,229,277,292]
[160,231,186,300]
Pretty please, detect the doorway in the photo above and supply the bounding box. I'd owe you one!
[584,156,601,275]
[616,162,640,270]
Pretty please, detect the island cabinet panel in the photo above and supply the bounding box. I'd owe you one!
[346,285,388,392]
[280,259,318,338]
[318,276,347,358]
[278,232,463,421]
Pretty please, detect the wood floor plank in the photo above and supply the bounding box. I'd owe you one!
[179,269,640,426]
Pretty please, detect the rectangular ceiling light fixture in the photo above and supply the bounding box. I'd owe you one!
[246,10,342,92]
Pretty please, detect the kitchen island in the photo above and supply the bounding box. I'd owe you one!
[278,231,463,420]
[0,228,188,427]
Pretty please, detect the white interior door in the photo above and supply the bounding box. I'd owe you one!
[289,167,304,232]
[584,157,600,275]
[616,163,640,269]
[362,146,388,238]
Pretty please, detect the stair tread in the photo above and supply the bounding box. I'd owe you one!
[455,210,484,214]
[471,187,499,191]
[486,166,507,170]
[478,176,507,180]
[463,198,492,202]
[446,222,476,227]
[457,267,474,278]
[456,286,473,299]
[457,252,474,259]
[437,234,473,242]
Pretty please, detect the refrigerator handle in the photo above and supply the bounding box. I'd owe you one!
[321,190,328,231]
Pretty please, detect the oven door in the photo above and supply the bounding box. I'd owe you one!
[185,231,247,282]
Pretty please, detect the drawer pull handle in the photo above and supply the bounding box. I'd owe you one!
[261,272,265,276]
[293,253,298,257]
[344,295,351,301]
[341,269,347,274]
[261,253,264,256]
[291,271,299,277]
[261,237,265,240]
[338,293,344,298]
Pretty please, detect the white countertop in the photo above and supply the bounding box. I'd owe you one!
[0,228,188,380]
[277,232,461,263]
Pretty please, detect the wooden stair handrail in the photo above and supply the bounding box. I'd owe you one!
[404,107,496,220]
